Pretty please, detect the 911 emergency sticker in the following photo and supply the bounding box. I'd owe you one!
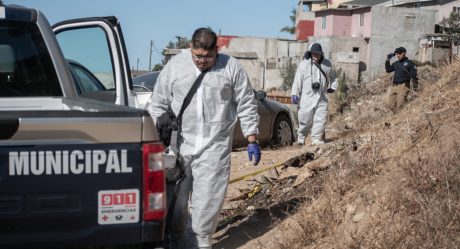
[98,189,139,225]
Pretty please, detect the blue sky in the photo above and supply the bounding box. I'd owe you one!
[5,0,297,70]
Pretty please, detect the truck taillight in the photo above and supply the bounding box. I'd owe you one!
[142,143,166,221]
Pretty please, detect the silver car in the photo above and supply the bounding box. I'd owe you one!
[133,71,295,147]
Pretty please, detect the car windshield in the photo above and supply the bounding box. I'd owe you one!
[68,60,106,94]
[0,21,62,97]
[132,72,159,92]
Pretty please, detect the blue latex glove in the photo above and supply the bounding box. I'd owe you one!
[248,143,261,165]
[291,95,299,104]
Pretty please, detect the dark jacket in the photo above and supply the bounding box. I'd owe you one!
[385,57,418,89]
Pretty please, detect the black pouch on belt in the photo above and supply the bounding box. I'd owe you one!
[156,110,177,147]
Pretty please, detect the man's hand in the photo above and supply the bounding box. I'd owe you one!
[248,143,261,166]
[387,53,395,60]
[291,95,299,104]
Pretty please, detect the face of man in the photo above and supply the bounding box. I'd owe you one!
[191,46,218,71]
[396,51,406,60]
[311,52,321,63]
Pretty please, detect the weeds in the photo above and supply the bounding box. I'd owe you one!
[272,61,460,249]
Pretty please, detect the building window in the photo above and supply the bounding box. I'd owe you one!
[353,47,359,52]
[359,13,364,26]
[404,14,416,25]
[303,2,311,12]
[453,6,460,14]
[414,3,421,9]
[321,16,327,30]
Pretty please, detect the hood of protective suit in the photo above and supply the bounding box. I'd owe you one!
[304,43,324,64]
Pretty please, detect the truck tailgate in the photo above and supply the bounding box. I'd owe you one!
[0,108,162,248]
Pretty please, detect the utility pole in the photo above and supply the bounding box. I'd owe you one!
[136,58,139,71]
[149,40,153,71]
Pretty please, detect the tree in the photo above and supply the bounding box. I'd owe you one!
[174,36,191,49]
[152,63,164,71]
[160,36,191,65]
[440,11,460,63]
[280,8,296,35]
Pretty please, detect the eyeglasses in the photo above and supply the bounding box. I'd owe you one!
[192,54,215,62]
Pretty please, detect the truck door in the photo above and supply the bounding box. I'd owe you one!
[52,17,138,108]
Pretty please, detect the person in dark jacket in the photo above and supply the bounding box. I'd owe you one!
[385,47,418,111]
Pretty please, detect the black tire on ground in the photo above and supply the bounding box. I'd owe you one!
[272,114,293,146]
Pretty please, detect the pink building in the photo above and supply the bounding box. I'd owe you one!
[314,7,372,38]
[350,8,372,38]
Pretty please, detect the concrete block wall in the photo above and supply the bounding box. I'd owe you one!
[308,36,368,83]
[221,37,308,60]
[221,37,270,59]
[220,37,308,91]
[336,51,360,83]
[417,46,451,64]
[238,59,264,90]
[264,69,283,90]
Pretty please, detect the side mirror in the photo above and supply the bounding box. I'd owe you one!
[255,90,267,100]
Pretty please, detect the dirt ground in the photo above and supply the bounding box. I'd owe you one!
[210,61,460,249]
[213,137,337,248]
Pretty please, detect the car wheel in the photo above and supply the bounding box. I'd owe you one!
[272,114,293,146]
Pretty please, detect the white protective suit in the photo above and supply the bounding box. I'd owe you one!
[291,57,337,144]
[148,49,259,248]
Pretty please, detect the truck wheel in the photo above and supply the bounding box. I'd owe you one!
[272,114,293,146]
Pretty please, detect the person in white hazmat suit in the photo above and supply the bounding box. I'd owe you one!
[291,43,337,146]
[148,28,261,249]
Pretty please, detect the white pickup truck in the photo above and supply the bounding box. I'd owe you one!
[0,3,167,248]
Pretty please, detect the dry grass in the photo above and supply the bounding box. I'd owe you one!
[269,61,460,249]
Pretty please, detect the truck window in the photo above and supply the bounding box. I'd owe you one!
[0,21,62,97]
[56,27,115,90]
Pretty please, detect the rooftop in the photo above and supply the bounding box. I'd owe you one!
[340,0,388,6]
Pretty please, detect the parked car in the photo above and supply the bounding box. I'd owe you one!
[133,71,295,147]
[132,71,159,91]
[132,71,160,109]
[67,59,105,92]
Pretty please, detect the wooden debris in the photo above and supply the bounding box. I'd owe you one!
[279,167,302,180]
[304,158,331,171]
[282,151,315,168]
[292,168,315,187]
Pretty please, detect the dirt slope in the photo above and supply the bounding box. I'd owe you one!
[215,61,460,249]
